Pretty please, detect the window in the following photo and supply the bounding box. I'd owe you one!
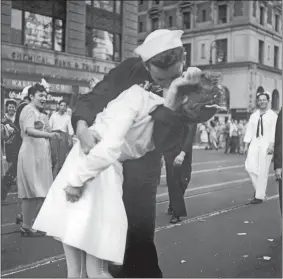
[218,5,227,24]
[268,45,271,60]
[86,0,121,14]
[272,90,279,111]
[258,40,264,64]
[140,0,143,4]
[11,1,66,52]
[139,21,144,33]
[11,9,22,44]
[260,6,265,25]
[275,14,280,32]
[152,18,159,31]
[274,46,279,68]
[201,44,206,59]
[85,28,121,62]
[168,16,173,28]
[183,12,191,29]
[155,0,160,4]
[234,0,243,16]
[252,0,257,17]
[184,43,191,67]
[202,10,207,22]
[216,39,227,63]
[267,5,272,25]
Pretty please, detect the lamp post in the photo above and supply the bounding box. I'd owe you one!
[281,0,283,108]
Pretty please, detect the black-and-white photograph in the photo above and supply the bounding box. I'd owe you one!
[1,0,282,278]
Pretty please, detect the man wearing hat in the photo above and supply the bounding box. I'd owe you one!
[244,92,278,204]
[71,29,213,277]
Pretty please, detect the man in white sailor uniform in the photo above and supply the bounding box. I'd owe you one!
[244,92,278,204]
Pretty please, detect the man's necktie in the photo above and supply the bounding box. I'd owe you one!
[256,114,265,138]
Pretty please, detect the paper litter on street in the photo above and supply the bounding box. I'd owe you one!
[237,233,247,235]
[267,239,274,242]
[244,221,249,223]
[181,260,186,264]
[242,255,248,258]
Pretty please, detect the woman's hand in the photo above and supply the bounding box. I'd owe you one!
[164,67,202,111]
[64,186,83,203]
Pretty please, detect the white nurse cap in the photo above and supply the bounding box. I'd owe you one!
[134,29,184,62]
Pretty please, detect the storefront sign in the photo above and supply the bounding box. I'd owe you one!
[47,94,65,103]
[5,89,22,100]
[3,78,73,94]
[235,109,248,113]
[2,44,116,75]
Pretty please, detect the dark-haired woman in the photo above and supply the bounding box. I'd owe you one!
[17,84,60,236]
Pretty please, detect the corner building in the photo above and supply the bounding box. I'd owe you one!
[1,0,138,110]
[138,0,282,119]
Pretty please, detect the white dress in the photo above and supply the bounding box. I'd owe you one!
[33,85,164,264]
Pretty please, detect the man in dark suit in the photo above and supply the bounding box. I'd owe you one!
[71,30,216,278]
[274,107,282,214]
[164,123,197,223]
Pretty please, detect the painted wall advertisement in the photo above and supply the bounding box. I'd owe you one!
[2,44,116,75]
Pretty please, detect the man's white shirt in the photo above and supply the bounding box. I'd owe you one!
[49,112,74,136]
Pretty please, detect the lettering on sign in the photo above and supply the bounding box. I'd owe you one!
[3,79,73,94]
[2,45,115,75]
[7,90,22,100]
[47,94,64,103]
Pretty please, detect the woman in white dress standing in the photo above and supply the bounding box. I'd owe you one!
[17,84,60,236]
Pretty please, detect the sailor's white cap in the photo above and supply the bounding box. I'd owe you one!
[20,85,31,100]
[134,29,184,62]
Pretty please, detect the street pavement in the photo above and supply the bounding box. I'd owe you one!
[1,149,282,278]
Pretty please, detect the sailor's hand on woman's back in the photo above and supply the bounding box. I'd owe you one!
[76,120,101,154]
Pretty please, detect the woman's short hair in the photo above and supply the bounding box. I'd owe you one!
[28,83,47,98]
[145,47,184,69]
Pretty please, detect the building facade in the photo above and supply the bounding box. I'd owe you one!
[138,0,282,119]
[1,0,138,109]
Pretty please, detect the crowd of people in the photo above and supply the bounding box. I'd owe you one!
[0,28,281,279]
[198,118,248,154]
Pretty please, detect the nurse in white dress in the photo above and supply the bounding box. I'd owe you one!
[244,92,278,203]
